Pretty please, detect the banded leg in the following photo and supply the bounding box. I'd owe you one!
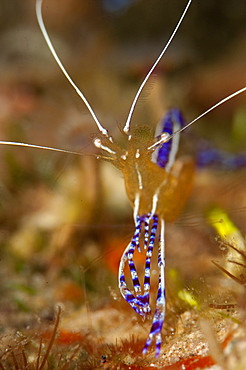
[143,214,151,249]
[128,213,159,314]
[142,218,166,357]
[118,214,160,316]
[127,215,143,295]
[119,213,165,355]
[119,215,148,315]
[142,214,159,312]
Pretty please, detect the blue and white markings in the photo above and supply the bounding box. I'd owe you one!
[154,108,186,170]
[119,109,185,357]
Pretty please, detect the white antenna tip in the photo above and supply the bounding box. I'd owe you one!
[101,128,109,137]
[123,126,129,135]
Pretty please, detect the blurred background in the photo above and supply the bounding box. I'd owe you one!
[0,0,246,367]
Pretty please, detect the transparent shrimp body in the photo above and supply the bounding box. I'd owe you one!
[94,108,194,356]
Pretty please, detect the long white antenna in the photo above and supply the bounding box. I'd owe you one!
[0,141,116,161]
[36,0,108,136]
[179,87,246,135]
[148,86,246,151]
[123,0,193,134]
[0,141,86,155]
